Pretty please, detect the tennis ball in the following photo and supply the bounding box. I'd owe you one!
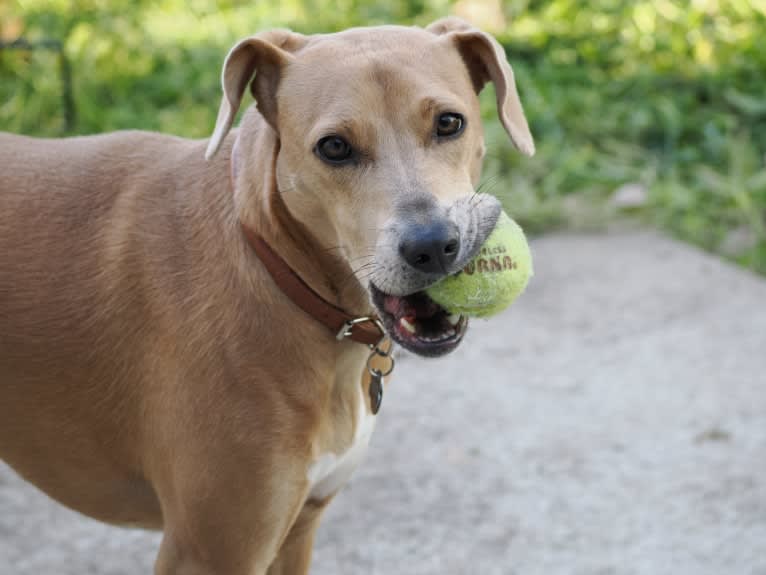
[426,211,532,318]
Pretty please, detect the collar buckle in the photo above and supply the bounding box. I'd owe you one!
[336,316,385,346]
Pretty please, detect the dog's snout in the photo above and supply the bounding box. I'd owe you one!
[398,220,460,274]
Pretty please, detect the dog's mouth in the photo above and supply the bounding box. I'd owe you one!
[370,283,467,357]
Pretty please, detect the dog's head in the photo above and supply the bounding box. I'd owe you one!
[207,17,534,357]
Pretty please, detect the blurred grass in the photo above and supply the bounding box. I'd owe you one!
[2,0,766,273]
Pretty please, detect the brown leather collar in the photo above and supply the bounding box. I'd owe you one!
[241,224,385,347]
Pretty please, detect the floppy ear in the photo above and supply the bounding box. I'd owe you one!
[205,30,308,160]
[427,17,535,156]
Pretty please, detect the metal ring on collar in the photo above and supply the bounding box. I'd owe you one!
[366,348,395,378]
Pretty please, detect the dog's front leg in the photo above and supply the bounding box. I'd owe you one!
[266,499,330,575]
[153,455,310,575]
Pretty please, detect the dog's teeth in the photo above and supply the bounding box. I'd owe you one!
[400,317,417,334]
[447,314,461,326]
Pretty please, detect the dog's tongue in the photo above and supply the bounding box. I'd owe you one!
[383,292,442,320]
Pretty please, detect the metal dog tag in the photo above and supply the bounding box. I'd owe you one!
[369,369,383,415]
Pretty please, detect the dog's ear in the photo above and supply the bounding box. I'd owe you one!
[206,30,308,160]
[427,17,535,156]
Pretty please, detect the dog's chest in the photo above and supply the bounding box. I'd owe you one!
[307,388,376,500]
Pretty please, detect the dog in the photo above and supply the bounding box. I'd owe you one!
[0,16,533,574]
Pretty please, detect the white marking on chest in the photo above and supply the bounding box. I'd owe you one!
[307,389,376,500]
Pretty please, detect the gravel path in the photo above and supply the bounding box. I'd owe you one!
[2,229,765,575]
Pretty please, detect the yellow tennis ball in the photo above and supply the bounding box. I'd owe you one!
[426,211,533,318]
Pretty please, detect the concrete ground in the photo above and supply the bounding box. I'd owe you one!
[1,229,765,575]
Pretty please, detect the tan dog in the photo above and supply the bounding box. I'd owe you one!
[0,17,533,575]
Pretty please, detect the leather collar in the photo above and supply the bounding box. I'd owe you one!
[240,223,385,347]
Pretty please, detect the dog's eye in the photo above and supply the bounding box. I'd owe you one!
[435,113,465,138]
[316,136,354,165]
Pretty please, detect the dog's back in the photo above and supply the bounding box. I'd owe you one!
[0,131,203,373]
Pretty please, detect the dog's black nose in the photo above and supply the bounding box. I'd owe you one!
[399,219,460,274]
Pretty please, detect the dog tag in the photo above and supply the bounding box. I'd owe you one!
[369,369,383,415]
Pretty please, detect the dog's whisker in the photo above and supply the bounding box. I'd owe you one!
[347,254,376,264]
[354,269,378,285]
[469,175,501,207]
[353,267,376,280]
[350,262,377,275]
[319,245,348,253]
[337,262,378,291]
[469,190,494,212]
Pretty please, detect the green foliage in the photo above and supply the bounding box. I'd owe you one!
[485,0,766,272]
[2,0,766,273]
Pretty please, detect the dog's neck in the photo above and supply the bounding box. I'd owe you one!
[230,112,373,320]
